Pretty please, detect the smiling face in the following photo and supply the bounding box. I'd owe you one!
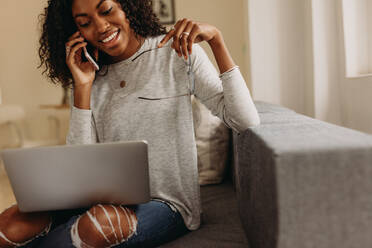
[72,0,142,62]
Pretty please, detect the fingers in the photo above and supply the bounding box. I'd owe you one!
[172,19,188,58]
[65,32,85,61]
[66,41,87,66]
[68,31,82,41]
[65,37,84,49]
[158,27,176,48]
[159,19,203,61]
[181,21,194,60]
[187,25,201,56]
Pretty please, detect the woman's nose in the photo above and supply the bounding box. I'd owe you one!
[94,17,109,33]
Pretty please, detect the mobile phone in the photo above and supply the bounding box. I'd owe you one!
[83,46,99,71]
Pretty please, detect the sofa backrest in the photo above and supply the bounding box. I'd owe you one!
[232,101,372,248]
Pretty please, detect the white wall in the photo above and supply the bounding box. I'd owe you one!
[342,0,372,76]
[247,0,372,134]
[311,0,342,124]
[174,0,248,87]
[0,0,63,140]
[369,1,372,72]
[313,0,372,133]
[248,0,307,114]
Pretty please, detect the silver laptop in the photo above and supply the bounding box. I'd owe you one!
[0,141,150,212]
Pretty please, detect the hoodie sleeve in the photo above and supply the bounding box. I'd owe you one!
[191,44,260,134]
[66,91,98,145]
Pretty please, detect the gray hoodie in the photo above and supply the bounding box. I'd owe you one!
[67,35,260,230]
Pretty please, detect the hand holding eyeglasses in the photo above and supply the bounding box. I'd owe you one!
[157,19,221,61]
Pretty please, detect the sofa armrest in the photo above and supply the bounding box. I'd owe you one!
[232,102,372,248]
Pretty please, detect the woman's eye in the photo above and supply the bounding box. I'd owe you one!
[102,7,113,15]
[79,22,90,28]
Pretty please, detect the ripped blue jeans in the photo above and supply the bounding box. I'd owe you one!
[23,200,189,248]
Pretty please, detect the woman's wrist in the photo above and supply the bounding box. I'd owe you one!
[207,30,236,74]
[74,82,92,91]
[207,29,223,49]
[73,84,92,110]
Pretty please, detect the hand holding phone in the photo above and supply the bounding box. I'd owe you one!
[65,31,99,89]
[83,46,99,71]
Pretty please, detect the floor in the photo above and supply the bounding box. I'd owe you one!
[0,160,16,212]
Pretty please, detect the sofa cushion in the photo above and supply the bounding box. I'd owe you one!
[192,97,230,185]
[161,181,249,247]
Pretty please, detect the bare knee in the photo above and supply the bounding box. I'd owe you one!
[0,205,51,247]
[71,204,138,248]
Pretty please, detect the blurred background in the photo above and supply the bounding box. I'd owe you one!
[1,0,372,211]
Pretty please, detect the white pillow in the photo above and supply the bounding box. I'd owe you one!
[192,96,230,186]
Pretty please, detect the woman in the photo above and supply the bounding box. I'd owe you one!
[0,0,260,247]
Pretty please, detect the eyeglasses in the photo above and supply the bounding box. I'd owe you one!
[134,46,195,101]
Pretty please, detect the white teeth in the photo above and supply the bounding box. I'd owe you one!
[102,31,118,43]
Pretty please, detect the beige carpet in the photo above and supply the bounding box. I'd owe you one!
[0,160,16,212]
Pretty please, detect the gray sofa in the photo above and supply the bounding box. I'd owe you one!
[162,101,372,248]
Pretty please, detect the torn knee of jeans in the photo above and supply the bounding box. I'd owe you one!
[71,204,138,248]
[0,207,52,248]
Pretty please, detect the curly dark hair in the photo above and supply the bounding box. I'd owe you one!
[38,0,166,88]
